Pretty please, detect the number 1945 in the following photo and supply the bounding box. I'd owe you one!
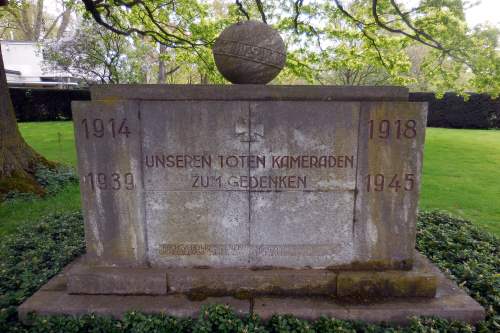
[365,173,415,192]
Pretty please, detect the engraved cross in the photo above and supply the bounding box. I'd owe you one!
[235,117,264,142]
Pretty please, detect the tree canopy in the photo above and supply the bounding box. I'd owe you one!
[76,0,500,96]
[1,0,499,92]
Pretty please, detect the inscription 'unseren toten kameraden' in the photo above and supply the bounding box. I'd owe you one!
[144,154,355,169]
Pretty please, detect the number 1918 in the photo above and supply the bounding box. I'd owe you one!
[369,119,417,139]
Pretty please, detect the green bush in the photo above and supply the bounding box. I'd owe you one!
[0,211,498,332]
[4,165,78,201]
[34,165,78,196]
[0,212,85,332]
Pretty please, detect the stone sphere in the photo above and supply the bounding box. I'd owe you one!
[213,21,286,84]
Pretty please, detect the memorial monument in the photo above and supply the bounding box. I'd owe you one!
[19,21,484,324]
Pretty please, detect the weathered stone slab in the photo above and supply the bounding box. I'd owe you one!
[354,102,428,268]
[254,254,484,323]
[72,88,428,270]
[19,253,484,324]
[18,291,249,323]
[337,270,437,299]
[141,101,249,191]
[248,101,358,267]
[72,100,146,267]
[146,191,250,267]
[67,265,167,295]
[91,85,409,102]
[167,268,337,297]
[65,252,435,298]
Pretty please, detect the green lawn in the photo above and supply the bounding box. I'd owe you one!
[420,128,500,235]
[18,121,77,166]
[0,122,80,236]
[1,122,499,236]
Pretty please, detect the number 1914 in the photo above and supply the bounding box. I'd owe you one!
[81,118,131,139]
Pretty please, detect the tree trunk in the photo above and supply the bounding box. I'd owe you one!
[0,43,52,199]
[158,43,166,84]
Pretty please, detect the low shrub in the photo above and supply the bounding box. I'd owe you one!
[10,88,90,122]
[34,165,78,196]
[3,165,78,201]
[0,212,85,332]
[0,211,497,332]
[409,93,500,129]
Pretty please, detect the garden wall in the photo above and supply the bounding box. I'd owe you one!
[9,88,500,129]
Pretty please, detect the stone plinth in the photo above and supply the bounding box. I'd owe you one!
[71,85,427,269]
[18,253,485,324]
[17,84,484,323]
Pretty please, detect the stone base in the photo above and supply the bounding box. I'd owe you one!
[65,252,437,299]
[18,254,484,325]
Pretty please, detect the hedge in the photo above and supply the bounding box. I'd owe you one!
[409,92,500,129]
[0,207,498,332]
[10,88,90,122]
[7,88,500,129]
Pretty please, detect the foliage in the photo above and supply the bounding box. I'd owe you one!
[34,165,78,195]
[77,0,500,95]
[416,211,500,324]
[3,164,78,201]
[10,88,90,122]
[411,92,500,129]
[43,18,157,84]
[0,212,85,332]
[0,0,73,41]
[0,210,498,332]
[78,0,236,84]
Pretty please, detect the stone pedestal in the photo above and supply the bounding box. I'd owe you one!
[18,85,484,323]
[19,253,484,324]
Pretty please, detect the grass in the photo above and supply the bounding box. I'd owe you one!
[0,122,80,236]
[17,121,77,166]
[1,121,499,236]
[420,128,500,235]
[0,185,81,236]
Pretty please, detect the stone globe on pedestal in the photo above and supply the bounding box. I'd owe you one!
[213,20,286,84]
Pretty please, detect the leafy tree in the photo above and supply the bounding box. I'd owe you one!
[0,0,59,197]
[44,18,158,84]
[80,0,500,95]
[0,0,73,41]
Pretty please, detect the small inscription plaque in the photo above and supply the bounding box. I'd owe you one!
[72,89,427,268]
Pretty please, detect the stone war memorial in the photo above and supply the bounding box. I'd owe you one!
[19,21,484,324]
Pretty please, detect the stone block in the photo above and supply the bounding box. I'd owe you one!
[67,264,167,295]
[90,85,409,102]
[19,253,484,325]
[73,87,428,270]
[72,100,146,267]
[337,271,437,299]
[167,268,337,298]
[18,291,249,323]
[353,102,428,267]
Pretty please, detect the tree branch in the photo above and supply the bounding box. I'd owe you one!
[235,0,249,20]
[293,0,303,33]
[254,0,267,23]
